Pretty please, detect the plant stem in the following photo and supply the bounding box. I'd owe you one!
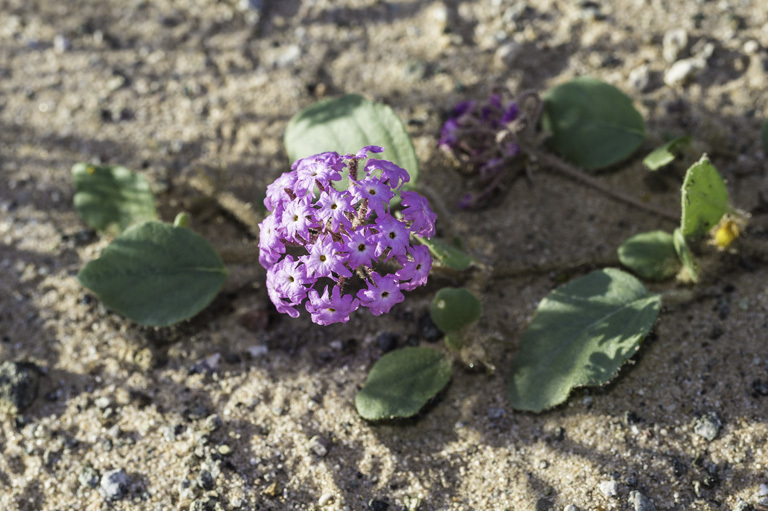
[524,146,679,222]
[487,253,621,280]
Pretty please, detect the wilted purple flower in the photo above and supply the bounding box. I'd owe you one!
[440,90,523,209]
[258,147,437,325]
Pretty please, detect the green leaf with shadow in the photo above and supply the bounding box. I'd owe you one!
[284,94,419,189]
[78,221,227,327]
[680,155,729,239]
[356,347,452,420]
[643,135,692,171]
[72,163,158,235]
[508,268,660,412]
[618,230,680,281]
[542,77,646,171]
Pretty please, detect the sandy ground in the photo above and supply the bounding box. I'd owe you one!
[2,0,768,510]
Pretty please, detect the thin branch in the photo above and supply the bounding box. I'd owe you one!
[521,145,679,222]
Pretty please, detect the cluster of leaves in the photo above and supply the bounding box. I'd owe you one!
[618,155,737,283]
[74,164,227,327]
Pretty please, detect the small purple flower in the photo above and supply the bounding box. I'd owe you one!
[303,234,351,279]
[400,191,437,238]
[357,272,405,316]
[258,214,285,269]
[281,197,315,242]
[396,244,432,291]
[306,286,360,325]
[351,145,384,159]
[292,152,344,194]
[342,226,377,271]
[364,159,410,191]
[373,214,410,261]
[351,176,394,219]
[316,188,354,232]
[270,255,310,304]
[264,171,297,213]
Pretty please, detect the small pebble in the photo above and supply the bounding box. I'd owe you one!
[79,465,100,489]
[197,470,215,491]
[664,57,705,86]
[217,444,232,456]
[318,493,334,506]
[599,480,619,498]
[564,505,579,511]
[744,40,760,55]
[419,312,443,342]
[247,345,268,358]
[694,411,722,441]
[494,42,523,67]
[99,468,130,501]
[53,34,70,53]
[487,407,505,419]
[662,28,688,63]
[376,332,398,353]
[0,361,40,414]
[732,499,752,511]
[94,396,111,409]
[759,483,768,496]
[628,490,656,511]
[628,65,651,92]
[308,435,329,457]
[368,499,389,511]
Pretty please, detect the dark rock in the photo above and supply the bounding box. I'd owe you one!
[376,332,398,353]
[419,312,443,342]
[0,361,40,414]
[368,499,389,511]
[197,470,215,491]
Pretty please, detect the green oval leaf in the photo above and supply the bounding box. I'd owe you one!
[618,230,680,281]
[417,236,472,271]
[430,287,481,333]
[355,347,452,420]
[508,268,661,412]
[542,78,646,171]
[78,221,227,327]
[284,94,419,187]
[72,163,158,235]
[673,227,699,283]
[643,135,692,171]
[680,155,729,238]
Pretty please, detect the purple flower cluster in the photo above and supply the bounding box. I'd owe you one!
[259,146,437,326]
[439,92,521,209]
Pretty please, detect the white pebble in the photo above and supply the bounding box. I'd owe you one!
[599,480,619,498]
[628,65,651,92]
[744,40,760,55]
[664,58,705,86]
[662,28,688,63]
[318,493,334,506]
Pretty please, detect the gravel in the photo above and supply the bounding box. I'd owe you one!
[99,468,131,501]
